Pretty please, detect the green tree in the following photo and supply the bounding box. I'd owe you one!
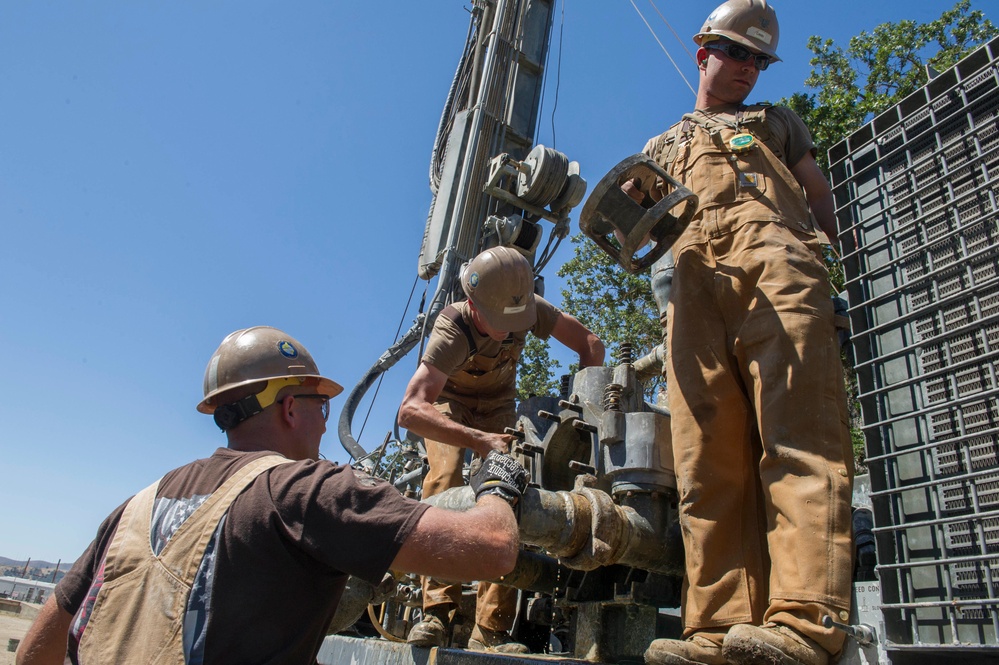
[557,235,664,398]
[781,0,996,171]
[517,334,562,400]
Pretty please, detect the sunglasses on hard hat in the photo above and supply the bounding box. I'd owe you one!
[704,41,771,71]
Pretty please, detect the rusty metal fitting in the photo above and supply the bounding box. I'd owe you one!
[559,485,630,570]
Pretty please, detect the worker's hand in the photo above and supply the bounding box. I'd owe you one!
[470,451,529,512]
[481,431,515,455]
[621,177,645,203]
[616,178,654,250]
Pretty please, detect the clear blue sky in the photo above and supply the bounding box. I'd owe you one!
[0,1,974,564]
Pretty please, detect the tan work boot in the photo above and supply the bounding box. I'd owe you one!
[468,624,529,654]
[723,623,828,665]
[408,610,449,648]
[645,633,727,665]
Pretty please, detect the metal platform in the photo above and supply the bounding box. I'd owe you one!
[318,635,597,665]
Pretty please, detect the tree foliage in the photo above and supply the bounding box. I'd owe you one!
[780,0,996,170]
[517,334,562,400]
[557,235,664,397]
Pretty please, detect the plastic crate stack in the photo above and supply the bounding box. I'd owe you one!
[829,35,999,654]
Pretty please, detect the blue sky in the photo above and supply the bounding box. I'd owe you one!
[0,1,974,564]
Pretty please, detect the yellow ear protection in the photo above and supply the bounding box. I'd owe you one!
[213,377,305,431]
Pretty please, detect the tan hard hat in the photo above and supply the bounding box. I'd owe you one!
[461,246,537,332]
[694,0,781,62]
[197,326,343,415]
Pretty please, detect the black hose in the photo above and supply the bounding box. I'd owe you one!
[337,361,384,464]
[337,314,428,465]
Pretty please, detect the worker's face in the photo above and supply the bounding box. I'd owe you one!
[469,305,511,342]
[282,391,329,460]
[697,40,763,106]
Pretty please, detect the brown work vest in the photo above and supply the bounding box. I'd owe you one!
[436,304,525,410]
[77,455,290,664]
[645,105,813,254]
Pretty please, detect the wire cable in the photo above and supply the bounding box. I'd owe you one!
[628,0,696,97]
[549,0,566,149]
[534,231,564,275]
[647,0,697,66]
[356,275,421,442]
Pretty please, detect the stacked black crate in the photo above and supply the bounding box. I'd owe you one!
[829,35,999,652]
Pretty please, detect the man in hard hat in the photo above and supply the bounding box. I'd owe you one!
[16,326,529,665]
[399,245,605,654]
[626,2,854,665]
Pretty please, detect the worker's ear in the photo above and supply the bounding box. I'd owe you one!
[696,46,709,69]
[278,394,298,428]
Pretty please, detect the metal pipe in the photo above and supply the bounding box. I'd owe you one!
[392,466,424,491]
[425,485,682,576]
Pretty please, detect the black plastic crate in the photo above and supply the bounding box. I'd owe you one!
[830,36,999,652]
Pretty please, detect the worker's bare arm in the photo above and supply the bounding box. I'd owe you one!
[790,151,837,245]
[551,313,605,368]
[397,362,513,455]
[390,495,519,580]
[16,595,72,665]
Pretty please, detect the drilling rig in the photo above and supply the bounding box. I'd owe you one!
[325,0,999,661]
[327,1,692,662]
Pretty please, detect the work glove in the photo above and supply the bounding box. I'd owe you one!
[470,450,529,512]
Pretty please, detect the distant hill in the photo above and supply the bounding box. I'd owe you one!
[0,557,71,571]
[1,557,72,585]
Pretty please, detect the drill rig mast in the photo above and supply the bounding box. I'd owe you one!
[337,0,585,467]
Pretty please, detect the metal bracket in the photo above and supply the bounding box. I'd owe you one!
[579,154,697,274]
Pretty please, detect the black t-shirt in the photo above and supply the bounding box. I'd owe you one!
[56,448,429,664]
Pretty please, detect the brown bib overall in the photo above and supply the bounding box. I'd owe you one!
[650,107,854,654]
[77,455,290,664]
[421,306,521,632]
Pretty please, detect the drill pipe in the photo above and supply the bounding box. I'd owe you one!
[426,485,682,576]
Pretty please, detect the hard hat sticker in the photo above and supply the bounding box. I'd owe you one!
[746,26,772,45]
[278,341,299,358]
[503,305,527,314]
[468,272,480,289]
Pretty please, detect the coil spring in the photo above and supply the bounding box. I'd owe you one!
[603,383,623,412]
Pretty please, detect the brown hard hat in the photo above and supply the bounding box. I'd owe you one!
[197,326,343,414]
[461,246,537,332]
[694,0,781,62]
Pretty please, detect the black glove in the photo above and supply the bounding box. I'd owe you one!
[470,451,529,510]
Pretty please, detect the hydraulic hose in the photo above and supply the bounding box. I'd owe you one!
[337,313,427,467]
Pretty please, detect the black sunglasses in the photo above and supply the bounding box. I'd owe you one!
[286,394,330,422]
[704,41,771,71]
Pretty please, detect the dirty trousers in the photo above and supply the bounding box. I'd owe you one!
[421,398,519,632]
[665,221,854,655]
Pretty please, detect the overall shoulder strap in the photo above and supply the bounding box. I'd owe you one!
[740,103,773,143]
[157,454,292,584]
[652,121,685,170]
[440,304,477,357]
[100,479,160,580]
